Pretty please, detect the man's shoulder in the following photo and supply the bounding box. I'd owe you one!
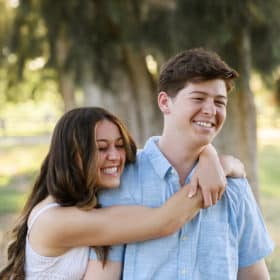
[226,177,252,198]
[224,177,257,214]
[122,149,150,177]
[122,150,143,174]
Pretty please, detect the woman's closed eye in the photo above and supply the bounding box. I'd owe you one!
[116,144,124,149]
[115,139,124,149]
[97,143,124,152]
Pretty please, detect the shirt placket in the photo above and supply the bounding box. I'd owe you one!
[168,168,193,280]
[178,221,194,280]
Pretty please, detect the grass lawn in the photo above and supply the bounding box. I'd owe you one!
[258,129,280,280]
[0,130,279,278]
[0,144,48,214]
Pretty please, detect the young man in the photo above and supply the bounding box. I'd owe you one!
[86,49,274,279]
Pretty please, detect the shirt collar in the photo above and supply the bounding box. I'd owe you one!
[143,136,173,179]
[143,136,198,183]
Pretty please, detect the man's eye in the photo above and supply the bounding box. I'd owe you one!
[215,101,226,107]
[192,97,203,101]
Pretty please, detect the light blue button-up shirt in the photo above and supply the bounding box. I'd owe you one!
[90,136,274,279]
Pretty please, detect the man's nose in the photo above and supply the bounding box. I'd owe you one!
[202,99,216,115]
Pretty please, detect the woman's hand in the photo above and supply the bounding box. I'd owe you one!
[189,144,226,208]
[159,183,203,236]
[189,145,246,208]
[219,155,246,178]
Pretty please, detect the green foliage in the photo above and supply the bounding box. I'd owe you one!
[2,0,280,105]
[1,0,55,102]
[169,0,280,72]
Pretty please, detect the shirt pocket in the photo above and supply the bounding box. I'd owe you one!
[197,221,230,278]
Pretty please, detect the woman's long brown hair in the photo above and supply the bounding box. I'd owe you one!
[0,107,136,279]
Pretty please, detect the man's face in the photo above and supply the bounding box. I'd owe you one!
[164,79,227,146]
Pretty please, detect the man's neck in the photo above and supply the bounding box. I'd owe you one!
[158,134,204,185]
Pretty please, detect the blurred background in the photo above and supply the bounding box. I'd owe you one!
[0,0,279,278]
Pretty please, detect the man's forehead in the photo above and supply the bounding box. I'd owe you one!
[181,79,228,97]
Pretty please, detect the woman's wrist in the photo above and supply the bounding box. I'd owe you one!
[158,188,203,237]
[200,144,219,160]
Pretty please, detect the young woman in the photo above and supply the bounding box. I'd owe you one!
[0,107,244,279]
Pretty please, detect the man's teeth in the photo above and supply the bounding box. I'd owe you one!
[103,167,118,174]
[196,121,212,128]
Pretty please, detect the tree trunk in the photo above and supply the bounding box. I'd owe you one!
[59,70,76,111]
[122,46,162,146]
[80,61,143,145]
[108,68,143,145]
[80,47,162,147]
[56,33,76,112]
[82,62,105,107]
[214,26,259,202]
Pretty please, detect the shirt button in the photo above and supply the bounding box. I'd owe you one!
[182,236,188,241]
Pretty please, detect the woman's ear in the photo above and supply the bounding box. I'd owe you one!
[158,91,171,114]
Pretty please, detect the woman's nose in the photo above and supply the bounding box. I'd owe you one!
[107,147,120,160]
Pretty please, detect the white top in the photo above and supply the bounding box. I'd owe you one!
[25,203,89,280]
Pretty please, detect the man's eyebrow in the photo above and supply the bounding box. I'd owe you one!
[190,91,227,99]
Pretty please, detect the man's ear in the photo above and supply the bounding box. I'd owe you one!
[158,91,171,114]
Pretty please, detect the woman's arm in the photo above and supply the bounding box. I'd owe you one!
[189,144,246,207]
[83,187,203,279]
[219,154,246,178]
[35,184,202,250]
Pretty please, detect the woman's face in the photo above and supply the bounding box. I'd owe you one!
[95,119,126,188]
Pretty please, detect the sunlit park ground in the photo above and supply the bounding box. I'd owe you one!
[0,105,279,279]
